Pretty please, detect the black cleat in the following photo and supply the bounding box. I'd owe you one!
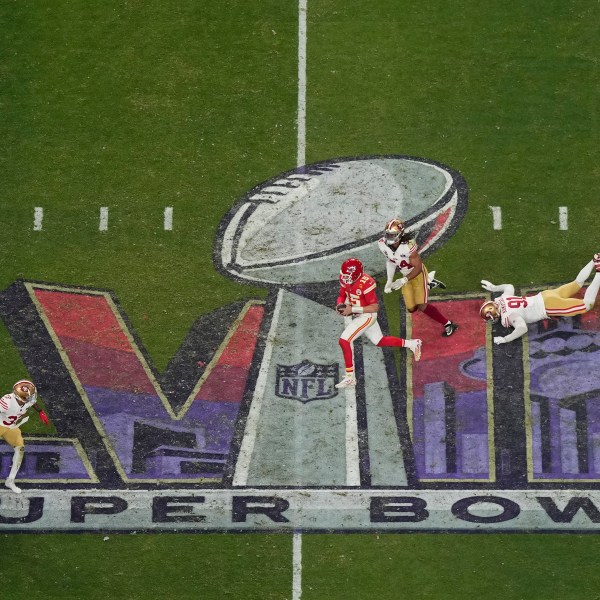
[442,322,458,337]
[429,278,446,290]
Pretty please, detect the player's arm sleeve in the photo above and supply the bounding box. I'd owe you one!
[336,289,346,306]
[499,284,516,297]
[502,316,528,342]
[385,259,396,285]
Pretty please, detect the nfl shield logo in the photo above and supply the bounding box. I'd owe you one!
[275,360,339,403]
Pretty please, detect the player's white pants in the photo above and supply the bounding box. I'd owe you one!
[340,313,383,345]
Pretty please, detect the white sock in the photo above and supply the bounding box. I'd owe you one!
[584,273,600,310]
[576,261,594,286]
[8,446,24,480]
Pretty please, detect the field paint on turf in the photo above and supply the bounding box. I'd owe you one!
[559,206,568,230]
[297,0,307,167]
[232,289,284,486]
[489,205,502,230]
[33,207,43,231]
[345,385,361,485]
[164,206,173,231]
[99,207,109,231]
[292,530,302,600]
[343,315,361,486]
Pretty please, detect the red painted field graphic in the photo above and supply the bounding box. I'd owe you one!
[33,287,264,481]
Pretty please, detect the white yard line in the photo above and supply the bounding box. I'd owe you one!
[99,207,109,231]
[559,206,568,230]
[489,206,502,230]
[164,207,173,231]
[232,290,284,486]
[292,530,303,600]
[33,207,43,231]
[297,0,307,168]
[293,4,308,596]
[345,385,361,486]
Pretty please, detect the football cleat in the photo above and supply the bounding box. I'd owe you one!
[407,339,422,361]
[594,253,600,272]
[335,375,357,389]
[480,300,500,323]
[339,258,363,286]
[5,479,21,494]
[383,218,406,248]
[442,322,458,337]
[429,278,446,290]
[12,380,36,401]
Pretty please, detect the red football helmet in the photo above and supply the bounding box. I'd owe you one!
[340,258,363,286]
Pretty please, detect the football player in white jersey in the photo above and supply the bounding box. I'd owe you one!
[0,380,49,493]
[480,253,600,344]
[378,218,458,337]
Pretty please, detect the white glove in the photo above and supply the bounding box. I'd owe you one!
[384,281,393,294]
[481,280,496,292]
[391,277,408,291]
[493,336,506,345]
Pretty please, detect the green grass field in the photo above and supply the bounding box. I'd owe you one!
[1,1,600,598]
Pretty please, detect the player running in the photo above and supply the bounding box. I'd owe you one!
[480,253,600,344]
[0,380,49,493]
[335,258,422,389]
[378,218,458,337]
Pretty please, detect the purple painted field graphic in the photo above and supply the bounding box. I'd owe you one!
[528,310,600,480]
[33,287,263,482]
[410,298,492,481]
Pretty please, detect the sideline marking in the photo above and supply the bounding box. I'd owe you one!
[33,207,43,231]
[233,290,284,486]
[559,206,568,230]
[99,207,109,231]
[297,0,307,168]
[164,207,173,231]
[293,530,302,600]
[489,206,502,230]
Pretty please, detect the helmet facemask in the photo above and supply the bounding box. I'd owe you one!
[384,219,406,248]
[479,301,500,323]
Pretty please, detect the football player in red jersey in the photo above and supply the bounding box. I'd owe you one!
[0,380,49,493]
[480,253,600,344]
[378,218,458,337]
[335,258,422,388]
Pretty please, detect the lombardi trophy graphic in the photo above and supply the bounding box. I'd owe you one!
[214,156,468,488]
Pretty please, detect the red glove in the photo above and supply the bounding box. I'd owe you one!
[39,410,49,426]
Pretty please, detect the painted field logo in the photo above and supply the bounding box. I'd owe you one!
[275,361,339,402]
[3,156,600,531]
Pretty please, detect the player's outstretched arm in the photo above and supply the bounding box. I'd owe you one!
[481,280,515,296]
[384,260,396,294]
[494,316,527,345]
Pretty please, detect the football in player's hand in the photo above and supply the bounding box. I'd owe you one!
[336,303,347,314]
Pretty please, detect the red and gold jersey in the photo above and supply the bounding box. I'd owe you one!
[338,273,378,309]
